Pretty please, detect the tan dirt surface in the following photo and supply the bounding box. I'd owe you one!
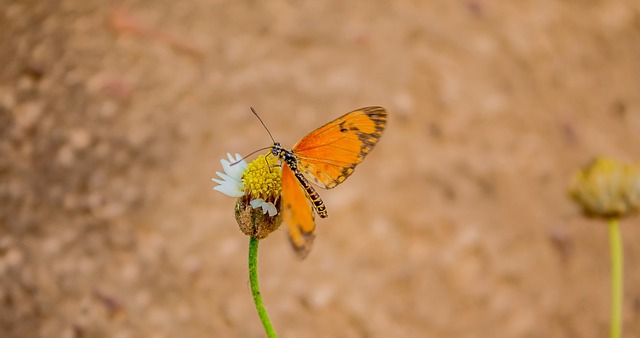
[2,1,640,337]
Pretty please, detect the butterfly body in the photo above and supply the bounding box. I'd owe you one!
[272,142,329,218]
[272,106,387,258]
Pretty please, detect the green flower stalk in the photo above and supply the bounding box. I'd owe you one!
[213,153,283,337]
[608,218,622,338]
[249,236,277,338]
[569,158,640,338]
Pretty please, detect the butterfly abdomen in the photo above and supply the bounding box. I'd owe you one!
[293,171,328,218]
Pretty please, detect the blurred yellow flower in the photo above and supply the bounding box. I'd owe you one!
[569,158,640,218]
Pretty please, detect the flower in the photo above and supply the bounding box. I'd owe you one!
[569,158,640,218]
[212,153,283,238]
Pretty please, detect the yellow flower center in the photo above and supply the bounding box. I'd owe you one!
[242,154,282,201]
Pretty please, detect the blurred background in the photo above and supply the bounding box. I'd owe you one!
[1,1,640,337]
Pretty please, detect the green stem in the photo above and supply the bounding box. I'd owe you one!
[608,218,623,338]
[249,236,278,338]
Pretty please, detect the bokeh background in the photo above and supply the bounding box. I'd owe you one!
[2,1,640,337]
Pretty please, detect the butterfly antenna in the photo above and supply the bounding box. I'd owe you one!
[250,107,276,144]
[230,146,273,166]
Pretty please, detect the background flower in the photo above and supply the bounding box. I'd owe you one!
[569,158,640,218]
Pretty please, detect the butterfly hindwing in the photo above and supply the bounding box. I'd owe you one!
[292,106,387,189]
[281,163,316,259]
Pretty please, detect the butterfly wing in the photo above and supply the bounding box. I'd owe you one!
[292,106,387,189]
[281,163,316,259]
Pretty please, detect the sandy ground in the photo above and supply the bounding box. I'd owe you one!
[2,1,640,337]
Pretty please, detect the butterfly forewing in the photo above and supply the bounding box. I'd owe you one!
[292,106,387,189]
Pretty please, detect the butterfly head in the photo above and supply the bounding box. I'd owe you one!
[271,142,294,162]
[271,142,284,157]
[271,142,299,170]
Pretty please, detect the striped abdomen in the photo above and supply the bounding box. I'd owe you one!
[293,171,328,218]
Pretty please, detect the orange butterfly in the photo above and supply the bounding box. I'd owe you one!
[269,106,387,258]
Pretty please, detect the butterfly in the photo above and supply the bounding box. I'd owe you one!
[267,106,388,259]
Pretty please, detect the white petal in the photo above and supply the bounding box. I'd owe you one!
[212,153,249,198]
[220,158,233,177]
[212,170,244,197]
[221,153,247,181]
[265,203,278,216]
[214,183,244,197]
[249,199,278,216]
[250,198,265,209]
[215,171,241,185]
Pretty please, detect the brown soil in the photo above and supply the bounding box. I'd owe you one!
[2,1,640,337]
